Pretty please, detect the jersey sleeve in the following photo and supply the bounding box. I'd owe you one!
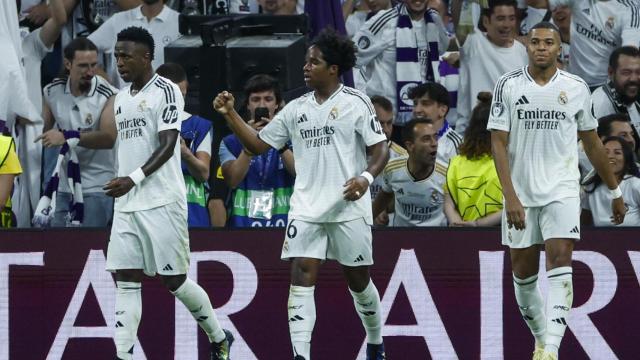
[354,10,395,68]
[621,4,640,46]
[157,82,184,132]
[195,130,212,155]
[487,75,513,132]
[218,139,236,165]
[355,96,387,146]
[258,102,293,150]
[576,84,598,131]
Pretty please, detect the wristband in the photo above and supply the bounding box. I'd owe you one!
[128,168,146,185]
[62,130,80,139]
[278,144,290,154]
[360,171,374,185]
[610,186,623,199]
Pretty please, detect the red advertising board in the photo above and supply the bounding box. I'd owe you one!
[1,228,639,359]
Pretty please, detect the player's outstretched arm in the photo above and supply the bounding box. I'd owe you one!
[213,91,271,155]
[491,130,526,230]
[579,130,627,224]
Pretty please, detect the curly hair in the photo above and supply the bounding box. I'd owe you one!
[310,28,356,76]
[458,92,493,159]
[117,26,155,61]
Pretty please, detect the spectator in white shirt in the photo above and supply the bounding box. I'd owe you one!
[88,0,180,87]
[452,0,528,134]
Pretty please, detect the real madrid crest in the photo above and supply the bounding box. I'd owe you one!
[606,16,615,30]
[138,100,147,112]
[558,91,568,105]
[85,113,93,125]
[329,107,338,120]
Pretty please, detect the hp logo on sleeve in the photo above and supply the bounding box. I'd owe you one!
[162,105,179,124]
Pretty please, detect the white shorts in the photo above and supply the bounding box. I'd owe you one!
[106,201,190,276]
[281,218,374,266]
[502,197,581,249]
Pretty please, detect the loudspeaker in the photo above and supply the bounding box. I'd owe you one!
[225,34,306,92]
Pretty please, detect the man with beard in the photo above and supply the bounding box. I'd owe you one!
[36,38,118,227]
[88,0,180,87]
[372,118,448,227]
[592,46,640,129]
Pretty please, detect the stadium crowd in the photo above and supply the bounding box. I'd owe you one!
[1,0,640,230]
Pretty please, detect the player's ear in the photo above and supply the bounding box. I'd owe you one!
[64,58,72,73]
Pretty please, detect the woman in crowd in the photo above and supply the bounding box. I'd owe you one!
[582,136,640,226]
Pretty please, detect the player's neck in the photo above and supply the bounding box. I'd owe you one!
[407,8,426,21]
[131,70,154,92]
[407,158,434,181]
[313,82,341,104]
[527,65,557,86]
[141,2,164,21]
[70,81,89,97]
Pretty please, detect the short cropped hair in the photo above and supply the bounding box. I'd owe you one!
[117,27,155,61]
[402,118,434,143]
[370,95,393,113]
[609,46,640,71]
[63,37,98,62]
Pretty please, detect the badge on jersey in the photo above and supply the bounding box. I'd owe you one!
[558,91,568,105]
[137,100,147,112]
[329,107,339,120]
[606,17,614,30]
[85,114,93,125]
[491,102,505,117]
[162,105,179,124]
[357,36,371,49]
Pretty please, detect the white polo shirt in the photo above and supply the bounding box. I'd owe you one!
[88,5,181,88]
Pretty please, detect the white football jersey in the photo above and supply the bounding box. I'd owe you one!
[550,0,640,87]
[370,140,407,199]
[380,156,448,226]
[43,76,117,193]
[258,85,387,223]
[488,67,598,207]
[582,175,640,226]
[113,74,186,212]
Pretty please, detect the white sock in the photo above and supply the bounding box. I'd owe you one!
[115,281,142,360]
[350,280,383,345]
[288,285,316,359]
[171,278,226,343]
[513,274,546,347]
[545,267,573,356]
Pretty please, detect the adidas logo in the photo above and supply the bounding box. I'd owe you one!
[570,226,580,234]
[516,95,530,105]
[116,106,122,115]
[115,321,124,328]
[582,8,590,15]
[162,264,174,271]
[289,315,304,322]
[397,188,404,195]
[354,254,365,263]
[297,113,308,124]
[359,310,377,316]
[552,317,567,325]
[195,315,209,322]
[72,105,79,111]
